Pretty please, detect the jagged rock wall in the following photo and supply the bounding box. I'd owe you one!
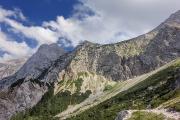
[0,81,48,120]
[0,58,26,80]
[1,10,180,120]
[0,43,65,120]
[52,25,180,83]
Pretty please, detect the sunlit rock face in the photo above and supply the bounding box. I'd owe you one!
[0,43,65,89]
[15,43,65,81]
[0,10,180,120]
[0,43,65,120]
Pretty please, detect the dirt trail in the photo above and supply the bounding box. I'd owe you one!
[56,74,151,119]
[56,60,176,120]
[123,109,180,120]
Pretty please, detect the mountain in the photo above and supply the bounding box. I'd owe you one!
[68,59,180,120]
[1,10,180,120]
[0,43,65,89]
[0,58,26,80]
[0,43,65,120]
[157,10,180,29]
[15,43,65,81]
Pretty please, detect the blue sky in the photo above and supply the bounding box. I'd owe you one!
[0,0,81,61]
[0,0,80,52]
[0,0,80,24]
[0,0,180,62]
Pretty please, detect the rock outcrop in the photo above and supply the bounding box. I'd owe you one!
[0,43,65,89]
[0,10,180,120]
[44,24,180,84]
[0,58,26,80]
[0,43,65,120]
[115,111,129,120]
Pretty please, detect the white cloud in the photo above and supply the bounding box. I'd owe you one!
[0,6,26,22]
[0,6,60,62]
[0,30,33,62]
[80,0,180,33]
[0,7,14,21]
[1,0,180,61]
[4,18,59,44]
[13,8,26,21]
[43,13,132,46]
[43,0,180,45]
[0,6,60,45]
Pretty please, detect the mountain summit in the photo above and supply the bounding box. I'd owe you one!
[157,10,180,29]
[0,43,65,89]
[165,10,180,25]
[0,10,180,120]
[15,43,65,81]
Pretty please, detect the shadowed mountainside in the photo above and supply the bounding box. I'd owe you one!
[0,10,180,120]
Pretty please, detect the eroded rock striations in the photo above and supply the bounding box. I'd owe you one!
[0,43,65,120]
[0,10,180,120]
[0,58,27,80]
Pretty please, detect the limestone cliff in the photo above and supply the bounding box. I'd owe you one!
[0,10,180,120]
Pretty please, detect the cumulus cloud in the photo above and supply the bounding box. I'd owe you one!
[80,0,180,32]
[0,6,59,62]
[44,0,180,45]
[0,6,26,22]
[43,7,130,45]
[1,0,180,61]
[4,18,59,44]
[0,7,59,45]
[0,30,33,62]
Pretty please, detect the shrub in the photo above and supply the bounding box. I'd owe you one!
[103,85,113,91]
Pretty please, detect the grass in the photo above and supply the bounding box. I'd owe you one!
[103,85,113,91]
[11,60,180,120]
[68,60,180,120]
[74,78,83,92]
[77,72,89,77]
[11,85,91,120]
[128,111,165,120]
[167,102,180,112]
[56,76,84,94]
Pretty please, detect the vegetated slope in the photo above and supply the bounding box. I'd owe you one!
[126,110,173,120]
[11,80,92,120]
[0,43,65,120]
[119,108,180,120]
[40,22,180,120]
[67,59,180,120]
[56,59,175,120]
[1,10,180,120]
[10,59,180,120]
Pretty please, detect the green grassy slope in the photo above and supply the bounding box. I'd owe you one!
[128,111,166,120]
[68,59,180,120]
[11,80,91,120]
[167,101,180,112]
[10,59,180,120]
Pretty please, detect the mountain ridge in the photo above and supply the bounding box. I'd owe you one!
[0,10,180,120]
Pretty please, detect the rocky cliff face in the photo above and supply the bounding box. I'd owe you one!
[0,81,48,120]
[0,43,65,90]
[43,9,180,85]
[158,10,180,29]
[15,43,65,81]
[0,58,26,80]
[45,24,180,85]
[0,43,65,120]
[0,10,180,120]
